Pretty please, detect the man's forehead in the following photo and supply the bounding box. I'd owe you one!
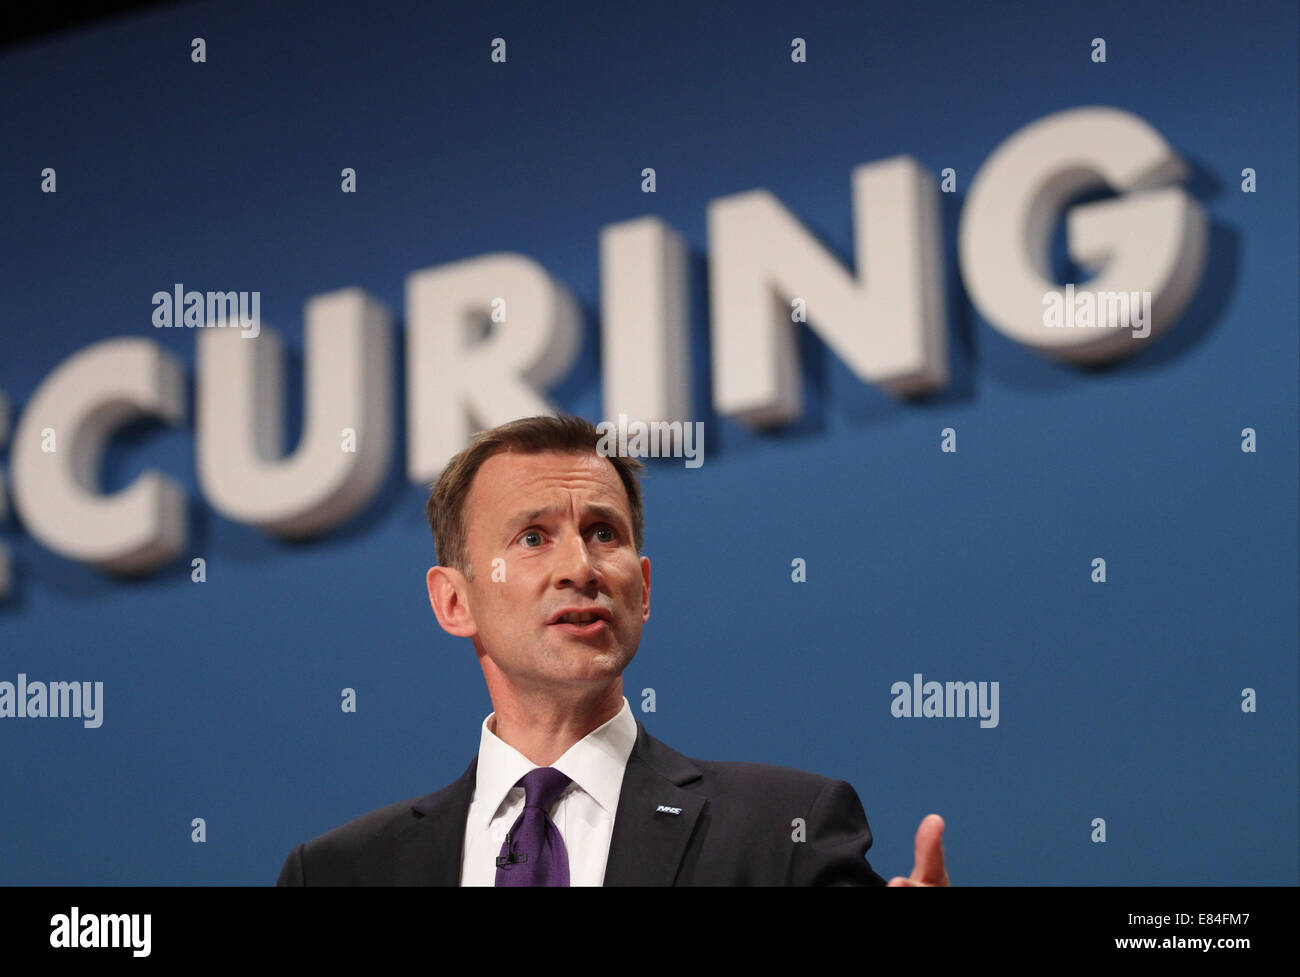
[467,449,627,519]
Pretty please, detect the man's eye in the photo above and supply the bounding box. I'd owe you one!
[594,527,614,542]
[522,531,542,547]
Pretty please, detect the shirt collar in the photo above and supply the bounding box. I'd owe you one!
[473,696,637,829]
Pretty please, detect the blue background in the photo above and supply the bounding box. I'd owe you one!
[0,0,1296,884]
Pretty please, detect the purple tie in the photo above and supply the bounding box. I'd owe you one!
[495,767,572,886]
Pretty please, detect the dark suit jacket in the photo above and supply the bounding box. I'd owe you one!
[277,719,887,886]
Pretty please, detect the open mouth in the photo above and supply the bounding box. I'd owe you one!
[548,609,611,637]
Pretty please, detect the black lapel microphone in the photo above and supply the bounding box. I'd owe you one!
[495,830,529,868]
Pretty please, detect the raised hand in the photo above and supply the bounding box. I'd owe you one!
[887,813,950,886]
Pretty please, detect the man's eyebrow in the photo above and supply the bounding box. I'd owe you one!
[507,503,629,531]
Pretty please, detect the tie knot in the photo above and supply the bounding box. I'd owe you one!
[518,767,571,812]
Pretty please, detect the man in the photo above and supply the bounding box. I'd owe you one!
[277,414,949,886]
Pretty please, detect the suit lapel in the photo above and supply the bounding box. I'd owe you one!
[603,720,705,886]
[391,722,705,886]
[392,757,476,885]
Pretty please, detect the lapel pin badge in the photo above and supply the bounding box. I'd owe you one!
[655,804,683,815]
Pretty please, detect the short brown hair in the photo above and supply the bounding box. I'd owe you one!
[426,414,646,578]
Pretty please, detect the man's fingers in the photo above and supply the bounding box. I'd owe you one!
[888,814,951,888]
[911,813,948,884]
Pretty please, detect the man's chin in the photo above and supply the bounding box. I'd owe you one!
[540,646,633,681]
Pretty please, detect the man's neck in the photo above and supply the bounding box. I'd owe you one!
[488,681,624,766]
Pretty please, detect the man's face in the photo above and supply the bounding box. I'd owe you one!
[452,449,650,695]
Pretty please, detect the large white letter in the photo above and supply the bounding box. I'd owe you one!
[707,155,948,427]
[10,339,186,575]
[958,106,1207,362]
[0,391,10,597]
[599,216,691,423]
[406,253,580,482]
[197,287,392,537]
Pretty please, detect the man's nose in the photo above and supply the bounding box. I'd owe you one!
[553,529,598,588]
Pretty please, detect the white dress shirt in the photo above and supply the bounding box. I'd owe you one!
[459,696,638,886]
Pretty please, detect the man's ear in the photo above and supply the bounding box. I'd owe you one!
[640,555,651,624]
[427,565,478,638]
